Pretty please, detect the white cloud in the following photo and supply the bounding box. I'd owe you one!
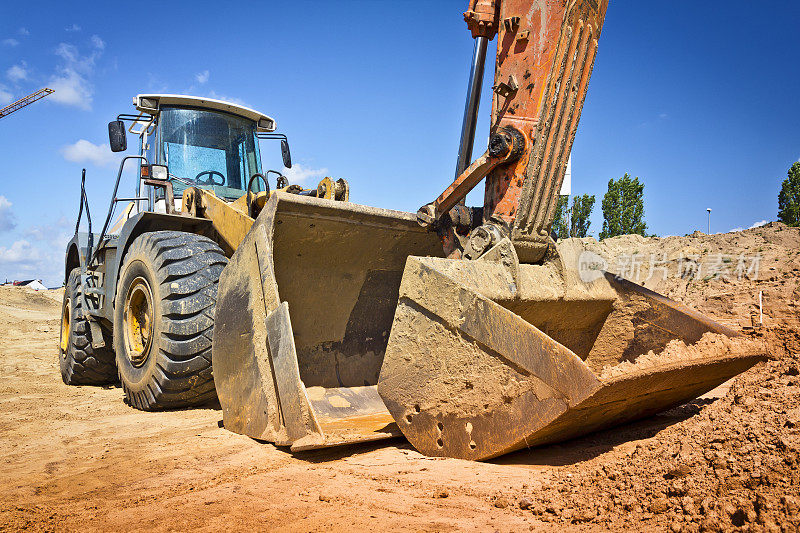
[24,216,72,250]
[7,63,27,82]
[0,196,17,232]
[0,240,41,264]
[60,139,119,167]
[0,87,12,106]
[91,35,105,50]
[49,70,92,109]
[55,43,96,73]
[730,220,770,233]
[2,38,19,47]
[48,40,103,110]
[204,91,248,107]
[282,164,329,185]
[18,28,29,36]
[0,215,75,286]
[195,70,210,84]
[65,24,81,32]
[0,239,64,286]
[0,208,75,285]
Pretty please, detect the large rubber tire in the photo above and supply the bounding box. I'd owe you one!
[114,231,227,410]
[59,268,117,384]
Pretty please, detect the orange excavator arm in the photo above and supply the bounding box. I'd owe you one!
[419,0,608,263]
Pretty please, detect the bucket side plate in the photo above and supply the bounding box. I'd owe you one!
[213,193,440,449]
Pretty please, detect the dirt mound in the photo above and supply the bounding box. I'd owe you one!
[0,286,63,341]
[491,222,800,531]
[572,222,800,331]
[0,285,62,311]
[598,332,764,380]
[767,324,800,360]
[506,341,799,531]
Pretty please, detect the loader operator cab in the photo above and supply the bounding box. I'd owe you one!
[108,94,291,215]
[158,106,263,200]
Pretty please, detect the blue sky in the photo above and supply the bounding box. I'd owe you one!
[1,1,798,286]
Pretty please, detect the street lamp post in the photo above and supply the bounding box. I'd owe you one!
[706,208,712,234]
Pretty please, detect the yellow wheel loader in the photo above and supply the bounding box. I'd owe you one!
[61,94,348,409]
[62,0,765,461]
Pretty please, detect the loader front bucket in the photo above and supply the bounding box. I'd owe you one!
[212,192,443,450]
[377,242,766,460]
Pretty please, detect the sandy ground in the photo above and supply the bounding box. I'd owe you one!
[1,223,798,532]
[0,286,679,532]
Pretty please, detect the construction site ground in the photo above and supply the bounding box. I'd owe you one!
[1,222,798,532]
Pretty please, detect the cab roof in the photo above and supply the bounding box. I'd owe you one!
[133,94,276,132]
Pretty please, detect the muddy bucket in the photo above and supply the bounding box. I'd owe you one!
[213,194,764,458]
[212,192,443,450]
[377,241,766,460]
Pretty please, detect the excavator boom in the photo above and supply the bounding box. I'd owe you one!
[420,0,607,263]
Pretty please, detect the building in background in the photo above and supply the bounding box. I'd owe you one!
[2,279,47,291]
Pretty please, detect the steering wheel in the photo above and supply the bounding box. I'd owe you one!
[194,170,225,186]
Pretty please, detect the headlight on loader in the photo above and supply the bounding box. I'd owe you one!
[150,165,168,181]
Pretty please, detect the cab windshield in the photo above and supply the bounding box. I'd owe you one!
[159,106,262,199]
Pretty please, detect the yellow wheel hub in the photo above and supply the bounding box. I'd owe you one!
[60,297,71,353]
[123,277,154,367]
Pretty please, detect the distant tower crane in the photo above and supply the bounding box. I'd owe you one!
[0,88,54,120]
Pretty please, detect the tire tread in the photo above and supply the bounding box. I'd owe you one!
[117,231,227,410]
[60,268,117,385]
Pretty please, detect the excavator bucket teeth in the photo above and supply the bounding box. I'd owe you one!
[212,192,442,450]
[377,246,766,460]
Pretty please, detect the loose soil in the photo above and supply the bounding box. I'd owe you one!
[1,223,798,532]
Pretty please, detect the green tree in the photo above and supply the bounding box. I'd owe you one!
[599,173,647,239]
[570,194,595,238]
[778,162,800,227]
[552,195,569,239]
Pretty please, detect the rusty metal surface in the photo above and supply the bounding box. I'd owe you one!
[426,127,525,225]
[213,192,442,449]
[143,179,175,214]
[421,1,609,263]
[464,0,499,38]
[460,0,607,263]
[207,1,764,462]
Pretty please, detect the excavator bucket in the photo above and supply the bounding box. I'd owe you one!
[377,243,765,460]
[213,193,764,458]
